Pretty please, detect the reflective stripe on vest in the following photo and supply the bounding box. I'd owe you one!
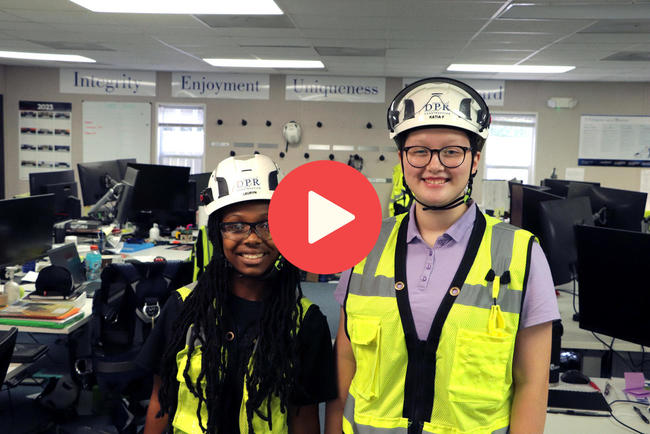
[171,285,312,433]
[344,209,534,434]
[191,226,213,282]
[389,164,412,217]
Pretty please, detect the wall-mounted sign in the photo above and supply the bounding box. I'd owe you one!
[19,100,72,180]
[60,68,156,96]
[286,75,385,103]
[403,78,505,107]
[171,72,270,99]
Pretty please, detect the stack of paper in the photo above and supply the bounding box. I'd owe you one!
[0,299,84,329]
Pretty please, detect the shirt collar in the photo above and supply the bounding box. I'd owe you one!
[406,201,477,244]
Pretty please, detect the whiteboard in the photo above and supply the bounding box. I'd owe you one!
[579,115,650,167]
[82,101,151,163]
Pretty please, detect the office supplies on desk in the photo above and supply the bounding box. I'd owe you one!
[0,299,80,320]
[624,372,650,397]
[633,406,649,424]
[54,219,102,243]
[0,310,84,329]
[120,242,155,253]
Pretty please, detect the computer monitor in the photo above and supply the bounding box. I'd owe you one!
[77,160,123,206]
[538,197,594,286]
[48,243,86,285]
[117,158,136,179]
[189,172,212,207]
[0,194,56,268]
[124,163,192,234]
[575,224,650,347]
[29,170,75,196]
[541,179,600,198]
[567,184,647,231]
[114,166,138,227]
[43,182,79,219]
[509,183,560,236]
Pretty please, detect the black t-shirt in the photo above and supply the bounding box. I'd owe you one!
[136,287,337,429]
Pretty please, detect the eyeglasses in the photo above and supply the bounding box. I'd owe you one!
[403,145,470,169]
[219,221,271,241]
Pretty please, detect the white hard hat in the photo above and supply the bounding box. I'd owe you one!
[201,154,281,216]
[387,77,491,151]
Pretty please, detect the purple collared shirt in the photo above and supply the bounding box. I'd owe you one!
[334,202,560,340]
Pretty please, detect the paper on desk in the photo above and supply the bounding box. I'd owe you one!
[21,271,38,283]
[624,372,650,397]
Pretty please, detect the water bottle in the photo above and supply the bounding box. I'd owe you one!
[149,223,160,242]
[85,245,102,281]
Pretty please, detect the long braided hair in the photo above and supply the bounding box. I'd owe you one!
[158,210,304,432]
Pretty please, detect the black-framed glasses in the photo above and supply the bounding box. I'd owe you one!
[219,221,271,241]
[403,145,470,169]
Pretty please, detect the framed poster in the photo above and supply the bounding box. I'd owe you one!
[19,101,72,180]
[579,115,650,167]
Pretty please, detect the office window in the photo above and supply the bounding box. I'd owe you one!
[483,114,536,184]
[157,104,205,173]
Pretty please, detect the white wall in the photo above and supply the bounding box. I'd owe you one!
[3,65,650,214]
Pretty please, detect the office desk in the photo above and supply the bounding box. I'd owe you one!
[545,377,649,433]
[0,244,190,335]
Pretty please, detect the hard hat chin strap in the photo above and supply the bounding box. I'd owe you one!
[400,158,475,212]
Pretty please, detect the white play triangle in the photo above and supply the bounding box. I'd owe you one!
[308,191,355,244]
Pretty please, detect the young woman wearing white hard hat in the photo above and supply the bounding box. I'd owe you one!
[327,78,559,434]
[139,154,336,433]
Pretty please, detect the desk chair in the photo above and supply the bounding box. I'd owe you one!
[0,327,18,386]
[0,327,18,424]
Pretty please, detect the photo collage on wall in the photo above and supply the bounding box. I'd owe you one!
[19,100,72,180]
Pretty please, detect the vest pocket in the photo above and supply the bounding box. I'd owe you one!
[349,316,382,400]
[447,328,513,405]
[173,346,208,432]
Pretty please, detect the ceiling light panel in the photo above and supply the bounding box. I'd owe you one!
[0,50,95,62]
[203,58,324,68]
[69,0,283,14]
[448,64,575,73]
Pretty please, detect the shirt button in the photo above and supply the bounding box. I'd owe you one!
[421,276,427,281]
[428,250,433,256]
[426,264,431,270]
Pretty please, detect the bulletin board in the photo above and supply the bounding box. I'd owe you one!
[18,100,72,180]
[82,101,151,163]
[578,115,650,167]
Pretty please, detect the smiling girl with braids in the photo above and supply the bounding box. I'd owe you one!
[138,154,336,433]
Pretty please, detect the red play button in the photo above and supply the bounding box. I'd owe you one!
[269,160,382,274]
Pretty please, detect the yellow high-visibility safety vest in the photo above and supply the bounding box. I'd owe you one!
[344,209,534,434]
[171,285,313,433]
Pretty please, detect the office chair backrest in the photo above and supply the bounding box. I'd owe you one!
[0,327,18,386]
